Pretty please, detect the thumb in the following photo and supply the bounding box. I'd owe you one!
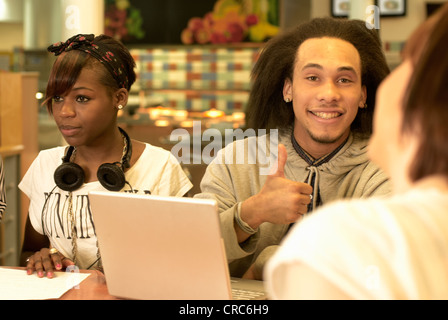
[269,143,287,177]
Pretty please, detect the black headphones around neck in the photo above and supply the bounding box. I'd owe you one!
[54,127,132,192]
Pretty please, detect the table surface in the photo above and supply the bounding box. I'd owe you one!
[59,269,119,300]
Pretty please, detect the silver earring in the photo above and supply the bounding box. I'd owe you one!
[117,105,124,110]
[285,98,291,103]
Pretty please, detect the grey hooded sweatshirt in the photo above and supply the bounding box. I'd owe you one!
[195,127,391,278]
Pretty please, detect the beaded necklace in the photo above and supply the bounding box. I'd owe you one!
[68,132,128,269]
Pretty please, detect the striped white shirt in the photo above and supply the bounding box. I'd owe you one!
[0,156,6,221]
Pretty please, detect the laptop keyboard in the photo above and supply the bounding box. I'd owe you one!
[231,288,266,300]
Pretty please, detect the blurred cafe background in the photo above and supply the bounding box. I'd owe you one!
[0,0,446,266]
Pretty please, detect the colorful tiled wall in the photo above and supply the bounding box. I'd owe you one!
[130,46,262,113]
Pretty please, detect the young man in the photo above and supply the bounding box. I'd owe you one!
[195,18,391,280]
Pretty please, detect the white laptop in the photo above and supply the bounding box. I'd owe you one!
[89,191,267,300]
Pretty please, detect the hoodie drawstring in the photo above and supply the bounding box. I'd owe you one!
[291,133,349,214]
[306,166,320,212]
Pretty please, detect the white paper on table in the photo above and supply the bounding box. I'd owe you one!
[0,267,91,300]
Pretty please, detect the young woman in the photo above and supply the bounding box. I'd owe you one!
[20,34,192,277]
[265,3,448,299]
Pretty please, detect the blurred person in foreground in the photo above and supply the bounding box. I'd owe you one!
[265,3,448,299]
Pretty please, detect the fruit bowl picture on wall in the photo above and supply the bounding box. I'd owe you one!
[181,0,280,44]
[104,0,146,41]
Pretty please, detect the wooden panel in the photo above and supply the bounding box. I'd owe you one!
[0,72,39,259]
[0,73,23,146]
[19,73,39,238]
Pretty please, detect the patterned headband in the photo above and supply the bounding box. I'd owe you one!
[48,34,129,90]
